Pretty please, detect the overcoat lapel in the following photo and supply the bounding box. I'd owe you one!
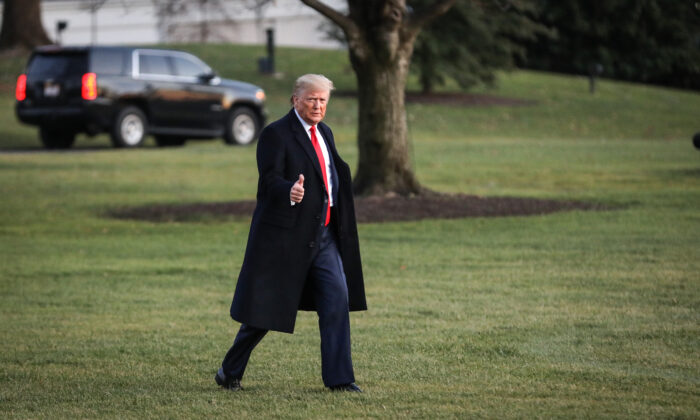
[317,124,336,156]
[318,123,340,203]
[288,110,327,186]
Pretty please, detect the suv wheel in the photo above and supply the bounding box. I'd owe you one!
[39,127,76,149]
[224,107,260,146]
[112,106,147,148]
[155,136,187,147]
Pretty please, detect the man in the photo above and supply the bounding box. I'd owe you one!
[215,74,367,392]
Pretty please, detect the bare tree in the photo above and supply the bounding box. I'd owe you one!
[152,0,271,43]
[0,0,52,50]
[152,0,186,41]
[301,0,456,196]
[79,0,109,44]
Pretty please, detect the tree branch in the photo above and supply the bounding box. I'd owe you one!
[406,0,457,33]
[300,0,355,36]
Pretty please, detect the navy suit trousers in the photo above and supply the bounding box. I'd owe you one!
[221,224,355,387]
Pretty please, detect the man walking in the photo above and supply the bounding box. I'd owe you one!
[215,74,366,392]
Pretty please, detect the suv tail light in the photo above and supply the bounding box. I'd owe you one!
[82,72,97,100]
[16,74,27,101]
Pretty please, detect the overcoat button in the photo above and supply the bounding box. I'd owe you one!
[315,214,321,220]
[308,241,316,248]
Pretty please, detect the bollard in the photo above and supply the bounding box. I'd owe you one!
[258,28,275,74]
[56,20,68,45]
[589,63,604,94]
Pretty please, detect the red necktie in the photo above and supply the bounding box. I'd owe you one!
[310,125,331,226]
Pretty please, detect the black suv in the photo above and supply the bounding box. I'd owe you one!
[15,46,266,149]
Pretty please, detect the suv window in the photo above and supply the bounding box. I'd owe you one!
[27,53,87,78]
[91,49,127,76]
[139,53,173,76]
[172,55,209,78]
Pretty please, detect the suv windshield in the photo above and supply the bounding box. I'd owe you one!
[27,53,88,78]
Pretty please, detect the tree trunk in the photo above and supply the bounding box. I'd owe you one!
[0,0,52,51]
[351,44,422,196]
[300,0,456,196]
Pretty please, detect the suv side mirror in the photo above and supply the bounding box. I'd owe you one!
[199,72,217,83]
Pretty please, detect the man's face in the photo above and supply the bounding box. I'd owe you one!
[293,88,329,126]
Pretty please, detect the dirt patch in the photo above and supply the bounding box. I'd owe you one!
[334,91,537,107]
[108,194,605,224]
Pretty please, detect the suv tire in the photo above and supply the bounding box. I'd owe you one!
[39,126,76,149]
[112,106,147,148]
[224,107,260,146]
[155,135,187,147]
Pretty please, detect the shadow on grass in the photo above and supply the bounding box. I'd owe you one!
[0,145,170,153]
[107,194,614,224]
[660,168,700,179]
[334,90,537,107]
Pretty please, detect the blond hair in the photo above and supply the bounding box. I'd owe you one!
[291,74,334,104]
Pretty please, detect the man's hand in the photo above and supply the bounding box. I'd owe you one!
[290,174,305,203]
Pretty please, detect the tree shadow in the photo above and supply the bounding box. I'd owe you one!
[106,194,615,224]
[0,145,163,154]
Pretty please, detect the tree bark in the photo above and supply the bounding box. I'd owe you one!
[351,30,422,196]
[0,0,52,51]
[301,0,456,196]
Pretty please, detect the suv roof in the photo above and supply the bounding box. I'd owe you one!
[34,45,191,53]
[35,45,129,53]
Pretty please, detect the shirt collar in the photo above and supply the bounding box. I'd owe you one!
[293,108,316,135]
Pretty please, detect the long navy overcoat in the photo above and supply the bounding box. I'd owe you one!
[229,109,367,333]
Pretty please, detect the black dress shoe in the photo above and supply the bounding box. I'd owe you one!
[215,368,242,391]
[329,383,362,393]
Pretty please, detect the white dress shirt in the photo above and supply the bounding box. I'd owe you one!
[293,109,334,207]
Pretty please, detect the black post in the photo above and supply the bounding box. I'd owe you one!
[589,63,603,94]
[266,28,275,74]
[56,21,68,45]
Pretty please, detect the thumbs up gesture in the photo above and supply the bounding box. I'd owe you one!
[290,174,305,203]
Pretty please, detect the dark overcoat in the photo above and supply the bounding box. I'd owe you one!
[230,109,367,333]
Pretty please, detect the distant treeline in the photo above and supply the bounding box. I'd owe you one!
[522,0,700,90]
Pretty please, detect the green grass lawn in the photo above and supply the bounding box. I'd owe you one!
[1,44,699,418]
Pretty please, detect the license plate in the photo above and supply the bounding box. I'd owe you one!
[44,84,60,97]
